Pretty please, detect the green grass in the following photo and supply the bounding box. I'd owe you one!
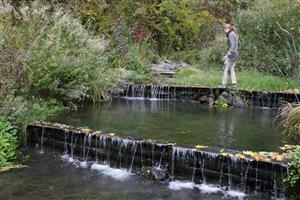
[170,67,300,92]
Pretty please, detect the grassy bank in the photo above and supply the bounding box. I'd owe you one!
[170,67,300,92]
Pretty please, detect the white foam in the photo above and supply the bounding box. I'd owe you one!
[79,161,88,168]
[168,181,195,191]
[226,190,246,199]
[122,97,146,100]
[197,184,221,194]
[91,163,131,181]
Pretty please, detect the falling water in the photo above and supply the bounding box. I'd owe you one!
[158,147,166,167]
[191,150,196,182]
[151,143,155,167]
[39,127,45,154]
[129,142,138,172]
[219,160,224,187]
[227,159,232,190]
[171,146,175,180]
[140,143,144,167]
[64,130,69,155]
[85,134,92,161]
[27,124,290,198]
[201,158,206,184]
[243,161,251,192]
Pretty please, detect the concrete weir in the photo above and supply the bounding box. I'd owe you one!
[123,84,300,108]
[27,122,288,198]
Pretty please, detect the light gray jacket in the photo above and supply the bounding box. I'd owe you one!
[227,31,239,61]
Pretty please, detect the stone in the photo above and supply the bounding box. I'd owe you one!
[234,96,247,108]
[142,166,169,181]
[150,60,190,77]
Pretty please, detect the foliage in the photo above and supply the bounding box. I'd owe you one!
[171,67,300,91]
[279,104,300,142]
[235,0,300,77]
[0,2,124,102]
[0,117,17,167]
[134,0,219,53]
[285,146,300,188]
[0,93,66,129]
[198,34,227,69]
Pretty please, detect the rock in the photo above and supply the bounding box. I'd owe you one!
[150,60,190,77]
[142,166,169,181]
[234,96,247,108]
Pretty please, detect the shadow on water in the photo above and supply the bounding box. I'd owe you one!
[52,98,283,152]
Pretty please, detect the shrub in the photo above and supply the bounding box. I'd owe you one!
[0,118,17,167]
[199,34,227,70]
[0,94,66,129]
[235,0,300,77]
[279,104,300,142]
[285,146,300,190]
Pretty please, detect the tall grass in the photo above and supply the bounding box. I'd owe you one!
[171,67,300,92]
[278,104,300,142]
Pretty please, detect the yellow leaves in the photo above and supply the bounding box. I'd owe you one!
[93,130,102,135]
[280,144,298,151]
[235,154,246,159]
[194,145,208,150]
[81,128,92,133]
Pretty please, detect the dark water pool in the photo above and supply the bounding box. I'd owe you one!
[0,149,269,200]
[53,98,283,152]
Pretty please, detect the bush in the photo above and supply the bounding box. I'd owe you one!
[0,118,17,167]
[235,0,300,77]
[199,34,227,70]
[0,2,122,103]
[279,104,300,142]
[0,93,66,129]
[285,146,300,191]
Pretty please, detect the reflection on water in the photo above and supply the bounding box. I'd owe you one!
[0,149,269,200]
[52,98,283,151]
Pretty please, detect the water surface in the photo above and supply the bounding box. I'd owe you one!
[0,149,270,200]
[53,98,283,151]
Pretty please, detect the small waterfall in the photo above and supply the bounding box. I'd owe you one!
[227,159,232,190]
[158,147,166,167]
[129,142,138,172]
[85,134,92,161]
[151,143,155,166]
[64,130,69,155]
[218,160,224,187]
[201,158,206,184]
[39,127,45,154]
[82,134,86,159]
[27,123,289,198]
[171,146,176,180]
[191,150,196,182]
[95,135,98,162]
[243,161,251,192]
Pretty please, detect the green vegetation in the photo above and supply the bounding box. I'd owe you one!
[283,145,300,194]
[0,0,299,167]
[279,104,300,142]
[171,67,300,92]
[0,118,17,167]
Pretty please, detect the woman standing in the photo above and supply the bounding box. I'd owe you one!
[220,24,239,88]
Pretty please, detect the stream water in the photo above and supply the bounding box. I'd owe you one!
[0,149,271,200]
[53,98,283,152]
